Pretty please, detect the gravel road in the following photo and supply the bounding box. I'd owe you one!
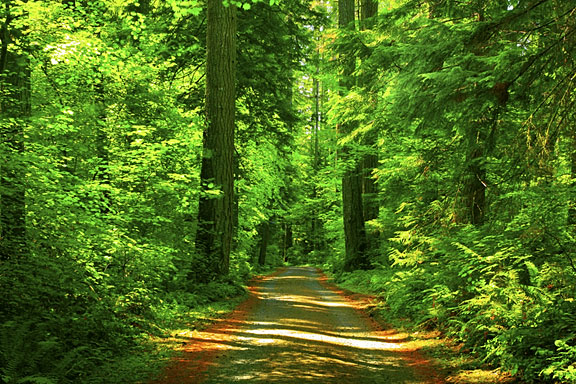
[155,267,443,383]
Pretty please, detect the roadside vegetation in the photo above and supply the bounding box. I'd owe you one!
[2,1,575,383]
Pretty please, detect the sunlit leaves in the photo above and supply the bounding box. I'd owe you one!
[167,0,202,20]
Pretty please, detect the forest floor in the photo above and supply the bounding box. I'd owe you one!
[148,266,451,383]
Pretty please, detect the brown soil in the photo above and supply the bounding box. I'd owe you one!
[150,267,446,384]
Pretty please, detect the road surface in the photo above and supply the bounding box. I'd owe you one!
[153,267,443,383]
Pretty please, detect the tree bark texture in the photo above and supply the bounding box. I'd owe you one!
[339,0,368,272]
[196,0,236,278]
[342,162,368,271]
[360,0,378,30]
[359,0,379,251]
[0,1,29,260]
[362,148,379,222]
[338,0,354,32]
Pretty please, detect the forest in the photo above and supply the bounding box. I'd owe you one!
[1,0,575,383]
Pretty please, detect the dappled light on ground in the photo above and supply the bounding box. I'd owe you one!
[152,267,443,384]
[242,326,404,350]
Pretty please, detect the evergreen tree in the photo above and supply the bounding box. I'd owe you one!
[196,0,237,278]
[338,0,369,271]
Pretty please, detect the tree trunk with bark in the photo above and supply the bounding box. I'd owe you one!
[196,0,237,278]
[360,0,377,30]
[359,0,379,253]
[0,1,29,260]
[462,141,486,226]
[282,222,293,262]
[342,162,368,271]
[339,0,369,272]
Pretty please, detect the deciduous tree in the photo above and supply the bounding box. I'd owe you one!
[0,0,29,260]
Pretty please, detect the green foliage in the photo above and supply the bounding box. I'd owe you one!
[338,223,576,381]
[322,0,576,381]
[3,0,576,382]
[1,0,317,381]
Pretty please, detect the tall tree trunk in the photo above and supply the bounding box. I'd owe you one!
[282,222,293,262]
[362,141,379,222]
[311,67,320,252]
[461,127,486,225]
[360,0,378,30]
[360,0,379,252]
[342,162,368,271]
[459,7,488,226]
[232,154,240,252]
[339,0,368,272]
[312,47,321,171]
[0,1,29,260]
[569,130,576,226]
[257,220,270,266]
[196,0,237,278]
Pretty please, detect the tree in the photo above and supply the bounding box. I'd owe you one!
[338,0,369,271]
[257,219,270,265]
[359,0,379,252]
[0,0,29,260]
[196,0,237,278]
[232,0,319,267]
[338,1,576,381]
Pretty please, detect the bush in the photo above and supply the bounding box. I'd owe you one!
[336,220,576,383]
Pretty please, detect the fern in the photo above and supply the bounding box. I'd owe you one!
[524,260,540,286]
[0,322,62,384]
[16,377,57,384]
[0,321,39,383]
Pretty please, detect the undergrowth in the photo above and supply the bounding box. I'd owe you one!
[331,225,576,384]
[0,254,250,384]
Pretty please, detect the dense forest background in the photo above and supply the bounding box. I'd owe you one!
[1,0,575,383]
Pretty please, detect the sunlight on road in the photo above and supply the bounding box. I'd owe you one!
[243,327,403,350]
[154,268,442,384]
[271,294,353,308]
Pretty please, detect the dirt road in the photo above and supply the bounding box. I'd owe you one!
[153,267,444,383]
